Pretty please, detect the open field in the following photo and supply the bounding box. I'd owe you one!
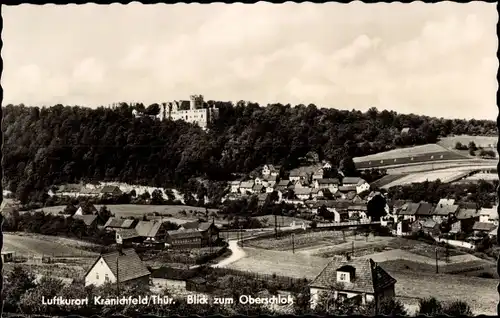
[385,161,497,175]
[381,169,473,188]
[462,172,498,181]
[354,144,450,161]
[31,204,224,224]
[370,174,407,188]
[437,135,497,149]
[3,233,99,257]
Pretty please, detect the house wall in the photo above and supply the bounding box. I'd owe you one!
[310,287,374,309]
[356,183,370,194]
[230,185,240,193]
[85,257,116,287]
[479,215,491,223]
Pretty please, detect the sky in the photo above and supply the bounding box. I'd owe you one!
[1,2,498,120]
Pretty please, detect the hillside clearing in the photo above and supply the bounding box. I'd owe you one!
[354,144,449,161]
[438,135,497,149]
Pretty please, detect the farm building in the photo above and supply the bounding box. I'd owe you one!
[85,248,150,287]
[73,214,103,228]
[456,208,481,233]
[449,220,462,234]
[135,220,170,243]
[347,204,369,221]
[252,184,265,193]
[342,177,370,194]
[295,187,312,201]
[432,203,459,223]
[472,222,496,236]
[397,202,419,222]
[100,185,122,196]
[414,202,434,220]
[179,221,201,230]
[310,256,396,309]
[312,168,324,180]
[167,229,203,248]
[104,218,137,230]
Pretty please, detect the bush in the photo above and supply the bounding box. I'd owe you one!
[442,301,473,316]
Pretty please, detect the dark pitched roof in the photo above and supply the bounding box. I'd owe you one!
[88,248,150,283]
[73,214,99,226]
[101,185,120,193]
[310,257,396,294]
[398,202,420,215]
[240,181,254,188]
[121,219,136,228]
[456,209,481,220]
[168,229,203,239]
[253,184,264,191]
[198,222,218,231]
[422,219,438,229]
[346,191,358,200]
[472,222,496,232]
[181,221,200,230]
[104,217,126,228]
[415,202,434,216]
[433,204,459,216]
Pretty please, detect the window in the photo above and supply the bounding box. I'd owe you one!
[340,273,347,281]
[96,273,99,280]
[105,274,109,282]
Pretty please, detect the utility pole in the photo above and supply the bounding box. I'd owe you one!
[292,234,295,254]
[116,245,121,295]
[435,246,439,274]
[352,241,354,256]
[275,213,278,240]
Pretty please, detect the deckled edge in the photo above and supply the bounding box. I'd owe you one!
[1,3,4,317]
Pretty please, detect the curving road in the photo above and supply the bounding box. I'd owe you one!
[212,240,247,268]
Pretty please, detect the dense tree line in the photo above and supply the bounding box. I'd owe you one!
[385,179,498,208]
[3,103,496,203]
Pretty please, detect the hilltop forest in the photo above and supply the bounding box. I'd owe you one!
[2,102,496,203]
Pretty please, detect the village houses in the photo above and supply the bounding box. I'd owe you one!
[342,177,370,194]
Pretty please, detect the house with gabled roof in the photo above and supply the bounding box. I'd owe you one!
[229,181,241,193]
[167,229,203,248]
[479,206,498,225]
[397,202,419,222]
[472,221,496,236]
[295,187,312,201]
[252,183,265,194]
[313,178,340,192]
[239,180,255,195]
[414,202,434,220]
[456,208,481,233]
[342,177,370,194]
[73,214,102,228]
[310,256,396,309]
[74,204,98,216]
[100,185,122,196]
[312,167,324,180]
[104,217,137,231]
[432,203,459,224]
[421,219,440,236]
[84,248,150,287]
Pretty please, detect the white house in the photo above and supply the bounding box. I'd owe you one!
[254,177,264,185]
[74,204,98,216]
[84,249,150,287]
[479,207,498,225]
[322,161,333,169]
[229,181,241,193]
[342,177,370,194]
[310,256,396,309]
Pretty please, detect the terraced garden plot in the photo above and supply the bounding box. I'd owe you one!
[245,230,354,251]
[386,161,496,174]
[381,170,471,188]
[354,144,448,161]
[370,174,407,188]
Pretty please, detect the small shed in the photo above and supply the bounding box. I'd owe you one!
[1,251,14,263]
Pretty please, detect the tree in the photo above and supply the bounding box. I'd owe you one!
[468,141,477,151]
[98,205,112,221]
[151,189,165,205]
[417,297,443,316]
[367,194,387,221]
[3,266,37,312]
[339,157,358,177]
[442,300,473,316]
